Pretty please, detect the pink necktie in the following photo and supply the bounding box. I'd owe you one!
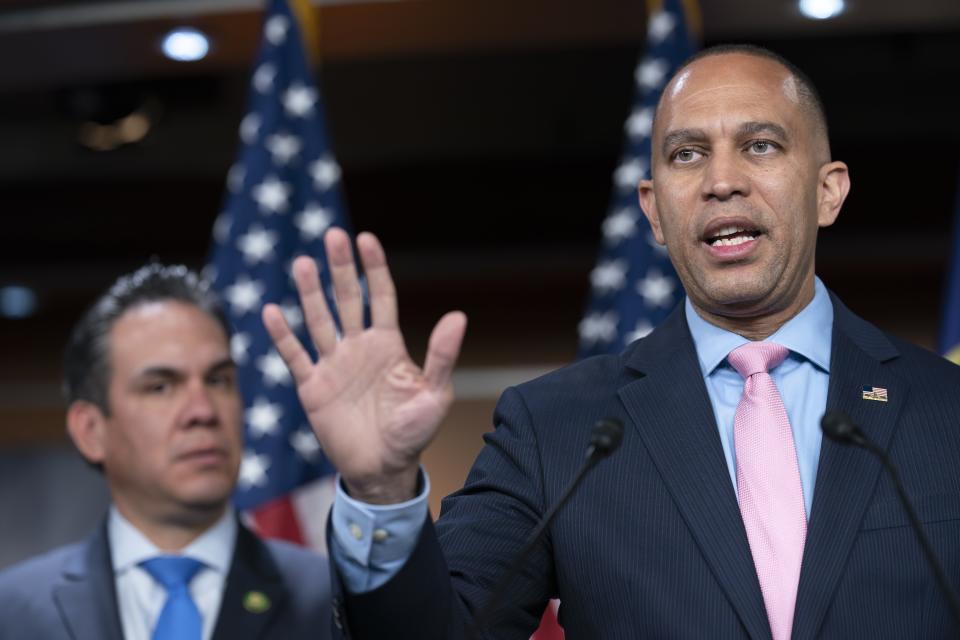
[728,342,806,640]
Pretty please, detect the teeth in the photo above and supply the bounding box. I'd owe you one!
[711,235,755,247]
[707,224,759,247]
[714,225,745,237]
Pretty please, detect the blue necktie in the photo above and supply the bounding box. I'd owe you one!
[140,556,204,640]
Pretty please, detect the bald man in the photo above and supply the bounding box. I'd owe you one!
[266,45,960,639]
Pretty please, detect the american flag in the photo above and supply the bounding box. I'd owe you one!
[940,168,960,365]
[546,1,697,637]
[861,386,888,402]
[577,0,698,359]
[209,0,348,551]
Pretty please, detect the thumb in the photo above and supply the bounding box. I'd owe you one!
[422,311,467,391]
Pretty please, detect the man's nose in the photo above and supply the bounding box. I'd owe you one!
[701,149,750,201]
[181,381,219,426]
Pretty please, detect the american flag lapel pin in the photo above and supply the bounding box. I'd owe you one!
[862,386,888,402]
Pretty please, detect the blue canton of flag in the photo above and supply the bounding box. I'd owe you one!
[578,0,697,358]
[208,0,349,549]
[940,168,960,365]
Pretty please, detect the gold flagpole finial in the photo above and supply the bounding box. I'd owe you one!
[682,0,703,43]
[645,0,664,16]
[288,0,321,65]
[644,0,703,46]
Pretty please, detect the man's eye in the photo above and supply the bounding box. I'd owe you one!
[749,140,775,154]
[208,372,235,388]
[674,149,700,163]
[144,381,171,394]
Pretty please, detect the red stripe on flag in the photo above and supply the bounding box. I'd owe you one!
[531,600,564,640]
[249,495,306,545]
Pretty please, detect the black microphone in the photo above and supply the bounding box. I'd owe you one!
[821,411,960,634]
[470,418,625,638]
[586,416,625,458]
[820,410,868,447]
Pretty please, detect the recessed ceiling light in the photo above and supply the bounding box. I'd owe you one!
[0,285,37,319]
[798,0,846,20]
[161,27,210,62]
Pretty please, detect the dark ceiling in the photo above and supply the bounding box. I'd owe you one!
[2,0,960,442]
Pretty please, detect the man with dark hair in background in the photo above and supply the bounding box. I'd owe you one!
[0,264,334,640]
[263,44,960,639]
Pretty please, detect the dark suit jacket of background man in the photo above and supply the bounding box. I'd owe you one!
[0,519,336,640]
[334,292,960,640]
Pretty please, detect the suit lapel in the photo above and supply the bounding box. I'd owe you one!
[53,522,125,640]
[618,306,772,640]
[211,523,289,640]
[792,296,906,640]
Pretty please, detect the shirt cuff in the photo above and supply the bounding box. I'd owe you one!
[331,469,430,571]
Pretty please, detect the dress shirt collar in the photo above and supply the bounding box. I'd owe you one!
[108,505,237,576]
[684,276,834,377]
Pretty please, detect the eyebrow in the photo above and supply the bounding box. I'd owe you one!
[661,128,708,157]
[737,121,789,141]
[135,357,235,381]
[660,121,790,157]
[207,359,236,376]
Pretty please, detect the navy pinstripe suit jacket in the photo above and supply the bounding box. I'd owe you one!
[336,293,960,639]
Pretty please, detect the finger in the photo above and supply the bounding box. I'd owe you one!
[356,232,398,329]
[423,311,467,391]
[324,227,365,336]
[262,303,315,382]
[291,255,338,355]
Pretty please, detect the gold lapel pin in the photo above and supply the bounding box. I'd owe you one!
[243,590,271,614]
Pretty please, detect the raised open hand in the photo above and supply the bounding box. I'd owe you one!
[262,228,466,504]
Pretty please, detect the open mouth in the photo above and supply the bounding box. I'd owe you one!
[704,224,762,247]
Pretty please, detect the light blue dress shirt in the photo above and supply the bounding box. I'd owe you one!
[685,276,833,517]
[331,277,834,592]
[331,471,430,592]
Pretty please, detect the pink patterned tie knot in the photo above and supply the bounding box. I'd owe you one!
[728,341,788,379]
[729,341,806,640]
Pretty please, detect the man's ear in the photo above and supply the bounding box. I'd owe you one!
[66,400,108,466]
[638,179,666,245]
[817,160,850,228]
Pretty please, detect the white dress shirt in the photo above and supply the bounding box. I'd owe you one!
[108,506,237,640]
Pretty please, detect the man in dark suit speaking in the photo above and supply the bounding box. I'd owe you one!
[0,265,334,640]
[263,45,960,638]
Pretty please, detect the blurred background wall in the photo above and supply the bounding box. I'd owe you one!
[1,0,959,569]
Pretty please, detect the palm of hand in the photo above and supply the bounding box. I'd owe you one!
[262,229,466,503]
[296,327,450,482]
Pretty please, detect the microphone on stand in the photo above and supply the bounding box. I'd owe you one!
[469,418,625,639]
[821,411,960,635]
